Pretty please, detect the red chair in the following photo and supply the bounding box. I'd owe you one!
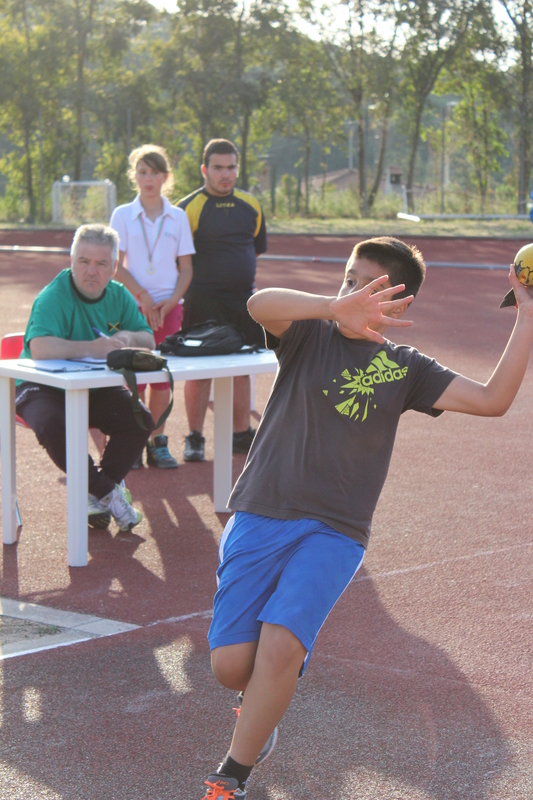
[1,333,29,432]
[1,332,105,446]
[1,333,25,526]
[1,332,108,528]
[1,331,25,360]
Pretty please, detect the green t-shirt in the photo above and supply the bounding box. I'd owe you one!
[20,269,152,358]
[21,268,152,360]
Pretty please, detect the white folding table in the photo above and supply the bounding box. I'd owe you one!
[0,352,278,567]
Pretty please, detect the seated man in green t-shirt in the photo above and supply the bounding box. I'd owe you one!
[16,223,155,531]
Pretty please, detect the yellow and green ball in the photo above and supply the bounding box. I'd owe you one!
[514,243,533,286]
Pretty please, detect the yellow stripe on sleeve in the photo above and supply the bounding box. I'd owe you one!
[234,189,263,238]
[183,192,209,237]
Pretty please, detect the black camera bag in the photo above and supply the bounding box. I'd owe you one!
[158,320,259,357]
[106,348,173,430]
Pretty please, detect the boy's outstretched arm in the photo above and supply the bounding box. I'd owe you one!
[248,277,414,344]
[434,267,533,416]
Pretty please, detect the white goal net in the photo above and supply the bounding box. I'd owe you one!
[52,179,117,224]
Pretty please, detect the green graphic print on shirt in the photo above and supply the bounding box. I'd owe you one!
[323,349,408,422]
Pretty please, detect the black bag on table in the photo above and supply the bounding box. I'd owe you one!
[106,348,173,430]
[158,320,260,357]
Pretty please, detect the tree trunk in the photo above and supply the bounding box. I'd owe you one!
[73,0,97,181]
[295,165,301,213]
[406,103,424,214]
[240,112,250,190]
[24,123,36,223]
[357,115,367,216]
[74,11,85,181]
[322,145,327,202]
[518,34,531,213]
[20,0,36,221]
[304,133,311,215]
[368,114,390,211]
[270,163,276,215]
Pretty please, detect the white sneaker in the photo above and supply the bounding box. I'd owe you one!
[100,484,142,531]
[88,493,111,529]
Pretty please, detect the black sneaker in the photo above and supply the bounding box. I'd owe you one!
[184,431,205,462]
[201,775,246,799]
[146,435,178,469]
[235,691,278,765]
[232,427,256,454]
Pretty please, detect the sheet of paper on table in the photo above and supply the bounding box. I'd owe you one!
[17,359,105,373]
[69,356,108,364]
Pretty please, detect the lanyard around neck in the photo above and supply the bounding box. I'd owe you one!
[138,212,166,275]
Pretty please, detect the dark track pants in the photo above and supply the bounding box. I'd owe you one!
[16,383,154,499]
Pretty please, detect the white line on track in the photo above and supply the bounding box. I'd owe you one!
[3,544,529,660]
[356,540,533,583]
[148,609,213,626]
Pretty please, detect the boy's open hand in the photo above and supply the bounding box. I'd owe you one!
[330,275,414,344]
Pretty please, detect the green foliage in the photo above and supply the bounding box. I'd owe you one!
[262,31,347,213]
[434,21,509,214]
[56,185,111,225]
[172,152,202,201]
[265,180,404,221]
[0,0,530,224]
[0,184,26,222]
[94,142,129,204]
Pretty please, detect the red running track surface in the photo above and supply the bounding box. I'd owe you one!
[0,235,531,799]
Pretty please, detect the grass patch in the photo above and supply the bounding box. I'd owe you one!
[37,624,61,637]
[266,217,533,238]
[1,217,532,239]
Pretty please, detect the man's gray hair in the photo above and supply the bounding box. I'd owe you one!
[71,224,119,263]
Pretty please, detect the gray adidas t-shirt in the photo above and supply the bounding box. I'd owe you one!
[229,318,458,548]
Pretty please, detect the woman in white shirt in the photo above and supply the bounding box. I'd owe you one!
[110,144,195,469]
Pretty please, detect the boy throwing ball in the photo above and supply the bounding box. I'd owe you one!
[200,237,533,799]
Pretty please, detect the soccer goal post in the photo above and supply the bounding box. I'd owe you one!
[51,179,117,224]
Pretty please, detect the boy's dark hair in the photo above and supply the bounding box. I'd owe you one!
[351,236,426,299]
[203,139,239,168]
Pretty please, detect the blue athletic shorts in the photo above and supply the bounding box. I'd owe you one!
[208,511,365,672]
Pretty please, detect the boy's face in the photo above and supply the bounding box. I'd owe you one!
[201,153,239,196]
[338,257,408,334]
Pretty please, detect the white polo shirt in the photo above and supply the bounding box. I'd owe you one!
[110,195,195,304]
